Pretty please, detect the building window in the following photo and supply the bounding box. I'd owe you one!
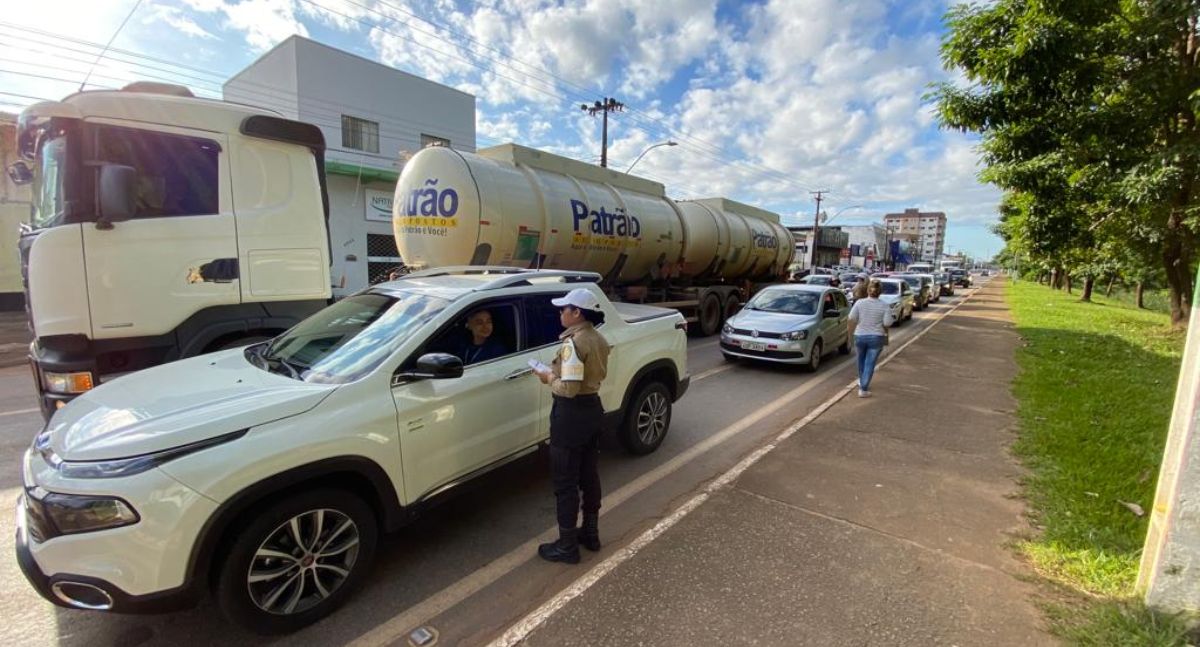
[420,133,450,148]
[342,115,380,153]
[367,233,402,284]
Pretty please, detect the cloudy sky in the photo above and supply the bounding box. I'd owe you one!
[0,0,1004,258]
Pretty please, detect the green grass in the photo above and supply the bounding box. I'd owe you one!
[1006,281,1193,645]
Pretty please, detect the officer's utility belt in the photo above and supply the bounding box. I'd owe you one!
[553,393,601,402]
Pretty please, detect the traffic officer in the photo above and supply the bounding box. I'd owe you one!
[532,288,610,563]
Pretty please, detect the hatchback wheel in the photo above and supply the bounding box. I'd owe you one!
[216,489,378,634]
[805,339,823,373]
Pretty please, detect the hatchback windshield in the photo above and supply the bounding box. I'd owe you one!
[879,282,900,295]
[805,275,832,285]
[745,289,820,315]
[253,291,450,384]
[901,276,922,289]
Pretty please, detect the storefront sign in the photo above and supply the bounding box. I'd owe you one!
[365,189,394,222]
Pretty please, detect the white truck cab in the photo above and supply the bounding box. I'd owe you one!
[15,267,689,633]
[11,82,332,418]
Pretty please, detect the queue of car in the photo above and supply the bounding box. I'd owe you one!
[17,263,976,634]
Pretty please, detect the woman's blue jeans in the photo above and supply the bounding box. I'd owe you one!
[854,335,886,391]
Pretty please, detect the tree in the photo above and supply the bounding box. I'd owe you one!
[934,0,1200,325]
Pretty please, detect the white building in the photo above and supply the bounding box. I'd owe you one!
[834,224,889,269]
[224,36,476,296]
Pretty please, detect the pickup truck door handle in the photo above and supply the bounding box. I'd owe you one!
[505,368,533,380]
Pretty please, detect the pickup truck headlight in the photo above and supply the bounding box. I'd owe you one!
[44,371,94,395]
[26,491,139,538]
[780,329,808,341]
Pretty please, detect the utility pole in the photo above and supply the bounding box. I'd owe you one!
[581,97,624,168]
[809,190,830,270]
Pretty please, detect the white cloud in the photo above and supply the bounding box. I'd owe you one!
[147,5,217,40]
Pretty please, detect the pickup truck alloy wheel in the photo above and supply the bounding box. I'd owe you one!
[619,382,672,455]
[248,508,359,615]
[217,489,378,634]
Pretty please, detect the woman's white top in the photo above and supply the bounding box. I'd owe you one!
[848,297,894,336]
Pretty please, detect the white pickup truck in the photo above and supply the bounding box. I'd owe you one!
[16,268,690,633]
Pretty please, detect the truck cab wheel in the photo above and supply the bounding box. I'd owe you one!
[618,381,672,455]
[215,489,378,634]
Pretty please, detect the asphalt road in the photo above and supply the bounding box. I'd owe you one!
[0,287,979,647]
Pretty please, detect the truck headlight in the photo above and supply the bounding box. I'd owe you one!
[780,329,808,341]
[44,371,94,395]
[34,492,139,536]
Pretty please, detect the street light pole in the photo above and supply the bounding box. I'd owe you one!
[625,141,677,174]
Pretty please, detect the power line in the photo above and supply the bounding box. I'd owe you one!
[0,14,829,198]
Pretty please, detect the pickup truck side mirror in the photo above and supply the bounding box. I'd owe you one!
[97,163,136,228]
[397,353,463,381]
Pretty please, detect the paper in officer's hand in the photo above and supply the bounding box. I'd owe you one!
[528,359,550,373]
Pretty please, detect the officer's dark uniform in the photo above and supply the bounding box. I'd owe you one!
[538,319,610,563]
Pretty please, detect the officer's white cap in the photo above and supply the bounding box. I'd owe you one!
[552,288,603,312]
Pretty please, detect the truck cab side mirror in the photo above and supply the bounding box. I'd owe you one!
[6,161,32,186]
[395,352,464,382]
[97,164,136,229]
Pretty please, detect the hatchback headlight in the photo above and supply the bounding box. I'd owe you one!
[44,371,94,395]
[722,322,733,335]
[780,329,808,341]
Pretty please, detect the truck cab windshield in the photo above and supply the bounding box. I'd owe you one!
[252,291,449,384]
[30,129,70,230]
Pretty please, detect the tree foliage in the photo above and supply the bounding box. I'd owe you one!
[934,0,1200,324]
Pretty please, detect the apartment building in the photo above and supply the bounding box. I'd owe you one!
[884,208,946,262]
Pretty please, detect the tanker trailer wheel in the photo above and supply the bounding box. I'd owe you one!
[722,294,741,322]
[697,293,722,337]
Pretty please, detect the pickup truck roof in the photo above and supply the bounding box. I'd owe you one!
[372,267,603,301]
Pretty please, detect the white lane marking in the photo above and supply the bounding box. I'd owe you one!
[691,363,736,382]
[349,298,957,647]
[485,284,983,647]
[0,408,38,419]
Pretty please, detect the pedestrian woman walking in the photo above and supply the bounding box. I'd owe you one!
[532,288,610,563]
[847,279,895,398]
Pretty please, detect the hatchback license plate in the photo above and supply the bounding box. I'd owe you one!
[740,341,767,352]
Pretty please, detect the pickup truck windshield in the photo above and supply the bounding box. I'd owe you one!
[256,291,449,384]
[746,289,819,315]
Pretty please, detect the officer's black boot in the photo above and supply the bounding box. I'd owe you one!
[580,513,601,552]
[538,526,581,564]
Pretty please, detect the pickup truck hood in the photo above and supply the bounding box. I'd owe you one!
[46,349,337,462]
[732,310,817,333]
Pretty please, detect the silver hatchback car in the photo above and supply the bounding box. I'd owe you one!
[720,285,851,372]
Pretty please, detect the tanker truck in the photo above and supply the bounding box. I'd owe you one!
[392,144,795,335]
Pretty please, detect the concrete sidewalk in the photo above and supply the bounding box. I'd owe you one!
[519,281,1055,647]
